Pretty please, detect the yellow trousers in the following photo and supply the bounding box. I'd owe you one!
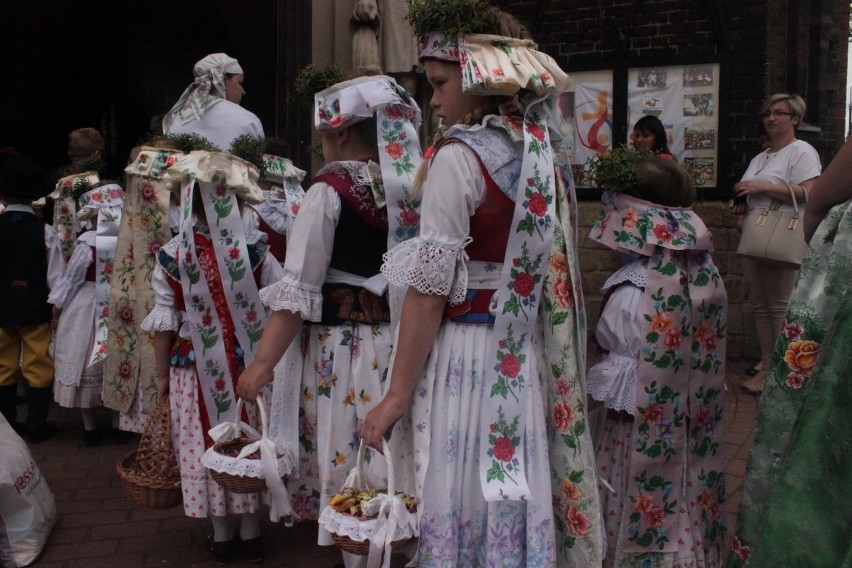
[0,324,54,388]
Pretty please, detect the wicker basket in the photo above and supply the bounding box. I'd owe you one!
[116,396,181,509]
[208,438,269,493]
[322,439,417,557]
[117,451,181,509]
[204,395,287,494]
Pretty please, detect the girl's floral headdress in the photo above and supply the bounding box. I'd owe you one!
[314,75,423,250]
[77,183,125,223]
[262,153,306,185]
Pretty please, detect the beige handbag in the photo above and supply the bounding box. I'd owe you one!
[736,183,808,266]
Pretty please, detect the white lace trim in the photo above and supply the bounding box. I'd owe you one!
[586,353,638,415]
[259,278,322,322]
[140,306,182,331]
[56,362,85,387]
[602,258,647,292]
[317,506,418,543]
[381,238,468,306]
[201,445,293,479]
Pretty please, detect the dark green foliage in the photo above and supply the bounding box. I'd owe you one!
[405,0,497,41]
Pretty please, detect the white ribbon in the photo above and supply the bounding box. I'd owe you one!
[207,395,295,521]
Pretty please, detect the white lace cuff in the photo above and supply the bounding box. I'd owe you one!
[140,306,182,332]
[381,238,468,306]
[260,278,322,322]
[47,278,78,309]
[586,353,638,415]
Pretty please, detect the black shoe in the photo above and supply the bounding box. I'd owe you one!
[84,429,102,447]
[27,421,58,444]
[206,533,235,566]
[110,427,134,444]
[241,536,264,563]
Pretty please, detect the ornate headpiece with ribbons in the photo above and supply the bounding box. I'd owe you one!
[52,171,100,261]
[315,75,423,319]
[164,151,266,426]
[589,191,727,554]
[77,183,124,366]
[103,147,183,415]
[162,53,244,133]
[250,154,306,237]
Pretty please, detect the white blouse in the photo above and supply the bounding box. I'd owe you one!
[382,143,490,304]
[741,139,821,212]
[47,232,95,309]
[586,260,648,415]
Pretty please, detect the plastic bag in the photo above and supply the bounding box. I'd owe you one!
[0,415,56,567]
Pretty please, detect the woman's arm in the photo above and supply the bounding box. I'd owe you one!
[237,309,303,401]
[805,137,852,241]
[733,178,813,205]
[361,288,447,450]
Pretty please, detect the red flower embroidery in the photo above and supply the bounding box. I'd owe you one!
[118,305,135,326]
[663,328,683,349]
[385,105,404,120]
[228,247,240,260]
[214,379,227,392]
[551,278,574,309]
[140,183,157,203]
[634,492,653,513]
[785,372,805,389]
[652,224,674,242]
[215,184,228,197]
[645,505,666,528]
[552,402,575,431]
[513,272,535,297]
[527,122,545,142]
[110,188,122,199]
[493,437,515,462]
[399,208,420,227]
[246,310,258,322]
[386,141,405,160]
[564,505,590,535]
[695,405,711,424]
[499,353,521,379]
[202,314,213,327]
[528,192,547,216]
[103,262,114,275]
[643,403,664,425]
[117,360,133,380]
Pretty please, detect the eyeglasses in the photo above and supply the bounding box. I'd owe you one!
[760,110,795,118]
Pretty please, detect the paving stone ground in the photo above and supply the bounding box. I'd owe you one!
[17,361,757,567]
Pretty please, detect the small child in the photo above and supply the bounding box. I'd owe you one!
[49,181,124,446]
[142,149,285,565]
[0,153,66,442]
[51,127,104,261]
[587,157,728,567]
[241,140,305,267]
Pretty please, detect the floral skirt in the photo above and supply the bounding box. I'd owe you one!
[284,322,412,547]
[591,409,722,568]
[411,322,556,568]
[170,366,264,518]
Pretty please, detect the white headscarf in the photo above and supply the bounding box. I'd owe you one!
[162,53,244,132]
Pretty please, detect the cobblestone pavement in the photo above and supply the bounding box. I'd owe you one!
[17,361,757,567]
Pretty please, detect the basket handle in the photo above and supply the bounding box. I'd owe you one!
[231,394,268,440]
[353,438,395,495]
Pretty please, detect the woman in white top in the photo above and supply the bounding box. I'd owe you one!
[162,53,264,151]
[731,93,821,394]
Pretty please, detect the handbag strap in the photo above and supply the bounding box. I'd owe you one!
[353,438,395,494]
[784,182,801,218]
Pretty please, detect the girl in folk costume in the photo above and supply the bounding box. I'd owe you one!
[587,157,727,567]
[237,72,422,567]
[362,2,603,565]
[141,151,285,565]
[241,147,306,267]
[49,182,124,446]
[104,139,184,435]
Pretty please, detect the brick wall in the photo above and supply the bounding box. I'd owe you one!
[577,200,758,361]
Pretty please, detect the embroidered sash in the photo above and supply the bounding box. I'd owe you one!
[52,172,99,261]
[169,152,267,425]
[104,148,181,414]
[589,191,727,553]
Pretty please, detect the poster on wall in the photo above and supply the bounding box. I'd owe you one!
[560,70,613,186]
[627,63,721,187]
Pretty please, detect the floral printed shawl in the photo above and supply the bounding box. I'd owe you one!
[103,147,182,414]
[730,198,852,567]
[590,191,727,556]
